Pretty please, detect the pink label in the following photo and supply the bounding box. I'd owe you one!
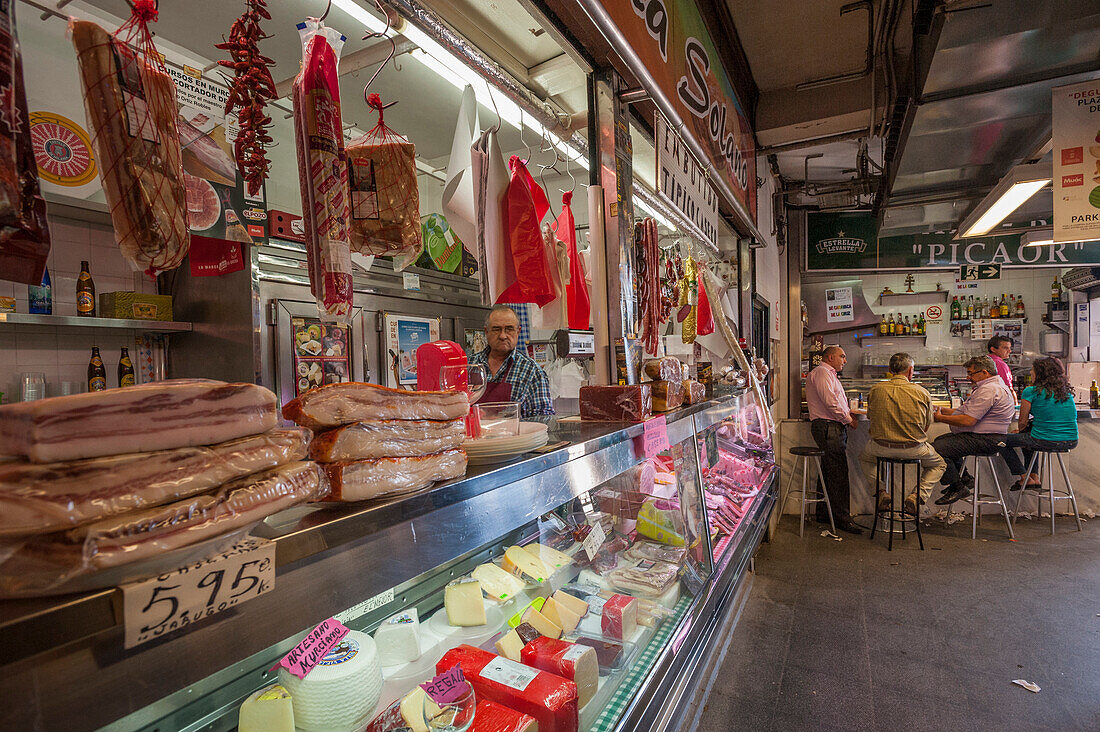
[643,415,670,457]
[421,664,468,704]
[271,618,350,679]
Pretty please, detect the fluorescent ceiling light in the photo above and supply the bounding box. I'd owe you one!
[1023,229,1054,247]
[958,162,1052,238]
[635,197,675,230]
[330,0,390,35]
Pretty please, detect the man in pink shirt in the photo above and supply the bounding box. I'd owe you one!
[987,336,1017,402]
[805,346,863,534]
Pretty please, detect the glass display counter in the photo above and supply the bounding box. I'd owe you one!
[0,394,776,732]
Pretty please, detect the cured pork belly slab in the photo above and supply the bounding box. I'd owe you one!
[323,449,467,501]
[308,418,465,462]
[282,382,469,430]
[0,379,278,463]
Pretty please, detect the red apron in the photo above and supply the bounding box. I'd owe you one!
[476,357,514,404]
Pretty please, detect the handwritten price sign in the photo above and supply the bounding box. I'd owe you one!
[643,415,670,457]
[272,617,351,679]
[121,537,275,649]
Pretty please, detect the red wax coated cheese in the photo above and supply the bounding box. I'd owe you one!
[520,636,599,708]
[601,594,638,641]
[438,645,578,732]
[472,698,537,732]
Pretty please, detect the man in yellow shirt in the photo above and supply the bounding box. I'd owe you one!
[861,353,946,515]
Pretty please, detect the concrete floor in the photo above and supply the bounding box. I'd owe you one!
[697,513,1100,731]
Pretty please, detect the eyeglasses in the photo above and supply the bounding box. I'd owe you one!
[488,326,518,335]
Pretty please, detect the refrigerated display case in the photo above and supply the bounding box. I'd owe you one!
[0,394,777,732]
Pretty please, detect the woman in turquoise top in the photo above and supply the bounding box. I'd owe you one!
[1003,358,1079,490]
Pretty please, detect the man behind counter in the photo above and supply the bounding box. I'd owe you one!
[469,305,554,418]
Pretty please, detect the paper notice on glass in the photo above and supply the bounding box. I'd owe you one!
[443,86,480,251]
[825,287,854,323]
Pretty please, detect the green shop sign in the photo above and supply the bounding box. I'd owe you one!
[806,212,1100,271]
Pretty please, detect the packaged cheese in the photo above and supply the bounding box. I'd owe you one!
[502,545,549,584]
[373,608,421,665]
[601,594,637,641]
[238,685,294,732]
[472,699,538,732]
[520,636,598,707]
[473,562,526,602]
[445,578,487,626]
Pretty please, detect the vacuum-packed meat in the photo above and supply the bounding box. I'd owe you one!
[70,19,189,276]
[0,0,50,286]
[282,382,469,430]
[293,18,352,321]
[579,385,652,422]
[0,428,310,537]
[308,418,464,462]
[0,379,279,463]
[322,448,467,501]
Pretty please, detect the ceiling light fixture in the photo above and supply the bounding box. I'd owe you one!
[1022,229,1054,247]
[957,161,1052,238]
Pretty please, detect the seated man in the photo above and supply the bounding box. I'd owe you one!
[931,355,1016,505]
[861,352,946,516]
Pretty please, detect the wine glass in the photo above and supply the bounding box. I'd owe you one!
[423,681,476,732]
[440,364,487,438]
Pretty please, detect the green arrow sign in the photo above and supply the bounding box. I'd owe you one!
[960,263,1001,281]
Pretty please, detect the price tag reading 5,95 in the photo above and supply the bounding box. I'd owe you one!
[120,537,276,649]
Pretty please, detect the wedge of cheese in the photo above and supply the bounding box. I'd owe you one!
[494,628,525,662]
[552,590,589,617]
[238,685,294,732]
[531,543,574,570]
[541,596,581,633]
[445,578,486,626]
[399,687,439,732]
[521,605,563,639]
[502,545,549,583]
[473,562,526,602]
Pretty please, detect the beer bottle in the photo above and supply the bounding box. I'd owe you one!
[1091,380,1099,410]
[76,261,96,317]
[88,346,106,391]
[118,347,135,388]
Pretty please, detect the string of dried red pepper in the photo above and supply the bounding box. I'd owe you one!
[215,0,275,196]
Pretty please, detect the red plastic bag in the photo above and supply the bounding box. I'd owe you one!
[0,0,50,285]
[70,3,188,276]
[555,191,590,329]
[498,156,556,306]
[346,93,422,268]
[696,270,714,336]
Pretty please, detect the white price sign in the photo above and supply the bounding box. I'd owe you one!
[334,587,396,625]
[582,522,607,561]
[120,537,275,649]
[402,272,421,291]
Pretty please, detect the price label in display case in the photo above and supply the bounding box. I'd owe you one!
[120,537,275,649]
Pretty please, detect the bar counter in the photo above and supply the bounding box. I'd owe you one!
[778,409,1100,517]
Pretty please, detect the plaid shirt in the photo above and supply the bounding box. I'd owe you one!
[470,347,555,417]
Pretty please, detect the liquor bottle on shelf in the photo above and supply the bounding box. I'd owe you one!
[879,313,888,335]
[888,313,896,335]
[1052,277,1061,302]
[76,261,96,317]
[1016,296,1025,318]
[28,266,51,314]
[903,315,911,335]
[118,348,135,388]
[1091,380,1099,410]
[951,296,960,320]
[88,346,106,392]
[989,296,998,319]
[919,314,926,334]
[1000,294,1009,318]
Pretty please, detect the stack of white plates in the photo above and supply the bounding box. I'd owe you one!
[463,422,549,464]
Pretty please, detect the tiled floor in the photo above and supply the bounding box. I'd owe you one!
[697,513,1100,731]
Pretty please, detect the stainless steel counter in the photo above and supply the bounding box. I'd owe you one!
[0,394,776,731]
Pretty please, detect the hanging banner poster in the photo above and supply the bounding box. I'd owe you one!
[1052,79,1100,243]
[655,114,719,245]
[596,0,756,222]
[383,313,441,388]
[166,66,268,248]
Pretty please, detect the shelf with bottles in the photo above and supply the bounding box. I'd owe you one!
[949,293,1028,323]
[875,312,929,337]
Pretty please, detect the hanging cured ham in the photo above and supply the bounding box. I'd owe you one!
[70,3,189,276]
[637,218,661,355]
[0,0,50,286]
[497,156,557,306]
[293,18,353,322]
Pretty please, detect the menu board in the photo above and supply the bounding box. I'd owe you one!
[383,313,441,388]
[292,318,351,396]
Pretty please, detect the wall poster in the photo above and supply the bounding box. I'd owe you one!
[383,313,440,388]
[1052,79,1100,243]
[291,318,350,396]
[824,287,854,323]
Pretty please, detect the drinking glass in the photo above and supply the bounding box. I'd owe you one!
[423,681,476,732]
[477,401,520,437]
[440,364,487,438]
[20,372,46,402]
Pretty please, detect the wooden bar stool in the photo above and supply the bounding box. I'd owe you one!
[944,454,1014,540]
[1011,448,1082,535]
[780,446,835,537]
[871,456,924,551]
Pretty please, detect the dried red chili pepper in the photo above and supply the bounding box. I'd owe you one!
[215,0,275,196]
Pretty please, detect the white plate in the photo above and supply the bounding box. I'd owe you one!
[464,433,548,455]
[427,602,505,647]
[466,434,549,464]
[464,422,548,450]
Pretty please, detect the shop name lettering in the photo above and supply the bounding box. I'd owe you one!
[817,235,867,254]
[659,127,718,242]
[629,0,750,192]
[916,240,1087,265]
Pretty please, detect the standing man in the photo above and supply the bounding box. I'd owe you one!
[931,355,1015,504]
[987,336,1017,401]
[861,353,946,516]
[805,346,863,534]
[469,305,554,418]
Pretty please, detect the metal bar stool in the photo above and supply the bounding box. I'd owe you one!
[1011,449,1082,534]
[944,454,1014,540]
[871,457,924,551]
[780,446,835,537]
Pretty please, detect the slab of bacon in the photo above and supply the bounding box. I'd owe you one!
[308,418,465,462]
[0,379,279,463]
[0,428,309,537]
[322,449,467,502]
[282,382,469,430]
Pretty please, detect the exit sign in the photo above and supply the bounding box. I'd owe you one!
[960,264,1001,281]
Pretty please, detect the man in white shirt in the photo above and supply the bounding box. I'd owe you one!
[805,346,863,534]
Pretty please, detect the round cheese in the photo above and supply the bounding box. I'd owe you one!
[278,630,383,732]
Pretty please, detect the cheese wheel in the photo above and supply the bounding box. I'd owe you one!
[278,630,382,732]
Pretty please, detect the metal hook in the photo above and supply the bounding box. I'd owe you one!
[485,86,502,135]
[319,0,331,22]
[360,0,397,105]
